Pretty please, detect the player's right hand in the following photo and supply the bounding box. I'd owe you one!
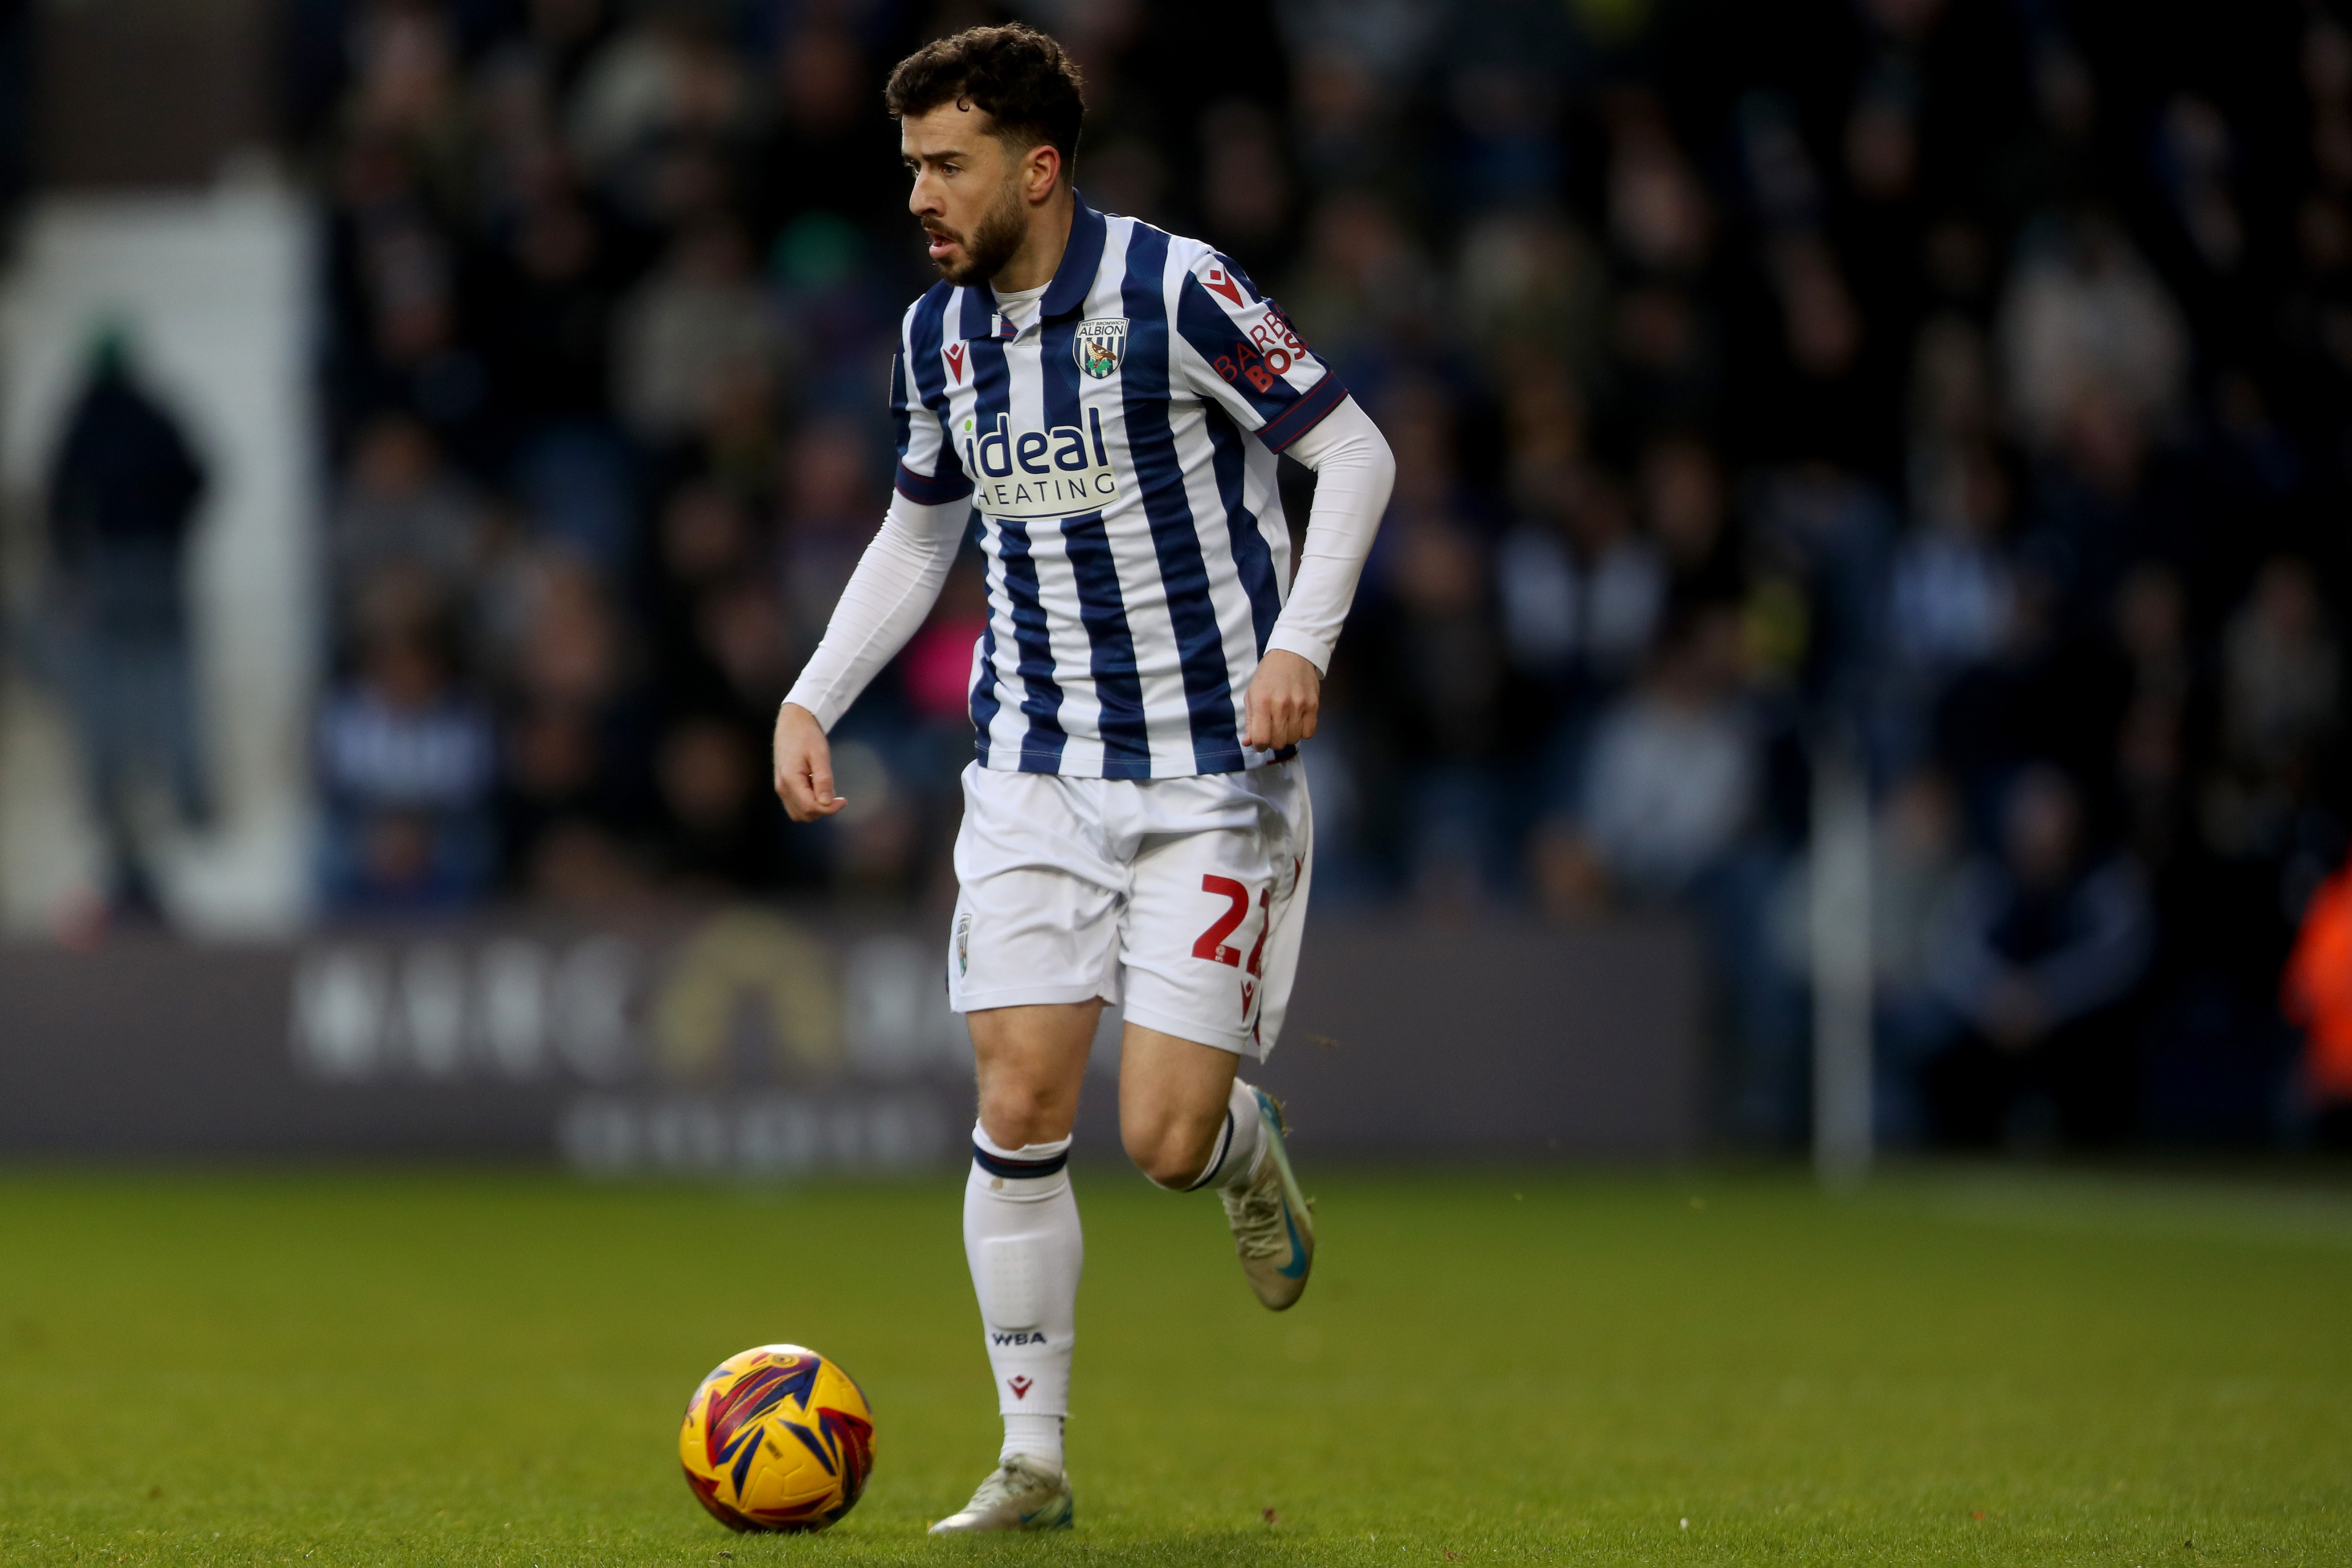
[773,702,847,821]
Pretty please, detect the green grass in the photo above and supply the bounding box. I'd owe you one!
[1,1166,2348,1565]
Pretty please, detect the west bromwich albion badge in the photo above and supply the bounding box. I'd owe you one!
[1074,317,1128,379]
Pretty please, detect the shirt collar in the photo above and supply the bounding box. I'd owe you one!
[954,192,1106,340]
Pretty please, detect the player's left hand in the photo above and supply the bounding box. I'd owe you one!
[1244,650,1321,752]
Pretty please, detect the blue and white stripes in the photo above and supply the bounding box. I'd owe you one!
[890,196,1346,779]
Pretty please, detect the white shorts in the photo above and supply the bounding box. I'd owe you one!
[946,760,1314,1060]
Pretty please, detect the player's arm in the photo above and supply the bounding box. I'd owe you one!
[1166,251,1393,750]
[1247,396,1394,750]
[773,488,969,820]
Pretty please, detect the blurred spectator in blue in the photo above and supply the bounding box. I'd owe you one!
[40,328,212,921]
[317,610,496,911]
[1565,604,1758,903]
[1881,441,2015,773]
[1924,764,2154,1147]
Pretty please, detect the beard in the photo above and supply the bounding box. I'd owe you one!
[927,174,1027,285]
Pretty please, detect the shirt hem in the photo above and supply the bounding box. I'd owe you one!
[974,745,1295,778]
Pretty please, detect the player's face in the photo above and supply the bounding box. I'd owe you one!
[902,103,1028,286]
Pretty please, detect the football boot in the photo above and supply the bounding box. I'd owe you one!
[1221,1086,1316,1310]
[927,1454,1074,1534]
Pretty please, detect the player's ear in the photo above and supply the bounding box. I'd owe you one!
[1026,142,1061,203]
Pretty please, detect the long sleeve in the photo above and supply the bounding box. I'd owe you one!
[782,490,970,730]
[1261,395,1395,675]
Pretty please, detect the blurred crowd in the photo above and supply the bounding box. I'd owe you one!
[90,0,2335,1146]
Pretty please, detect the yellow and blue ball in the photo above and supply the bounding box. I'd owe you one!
[679,1344,875,1532]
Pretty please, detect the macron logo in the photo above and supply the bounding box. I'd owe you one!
[1204,265,1245,305]
[1007,1376,1034,1400]
[944,342,966,385]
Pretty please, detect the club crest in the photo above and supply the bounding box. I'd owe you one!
[1073,316,1128,379]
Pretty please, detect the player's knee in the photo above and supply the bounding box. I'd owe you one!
[977,1078,1069,1150]
[1123,1118,1210,1190]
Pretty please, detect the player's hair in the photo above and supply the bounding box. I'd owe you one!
[885,23,1085,179]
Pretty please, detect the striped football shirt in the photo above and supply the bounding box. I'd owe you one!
[890,195,1350,778]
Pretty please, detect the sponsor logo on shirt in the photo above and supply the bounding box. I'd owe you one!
[962,408,1121,520]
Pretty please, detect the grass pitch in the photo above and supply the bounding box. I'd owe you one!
[0,1166,2347,1565]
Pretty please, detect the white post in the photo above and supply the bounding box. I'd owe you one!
[1811,744,1873,1187]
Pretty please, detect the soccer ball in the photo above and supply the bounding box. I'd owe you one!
[679,1343,875,1532]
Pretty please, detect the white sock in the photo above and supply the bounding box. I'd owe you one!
[965,1123,1080,1474]
[1183,1078,1268,1194]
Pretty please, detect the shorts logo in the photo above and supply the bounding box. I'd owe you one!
[956,913,971,976]
[1073,316,1127,378]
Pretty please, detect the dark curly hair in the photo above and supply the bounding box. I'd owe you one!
[885,23,1086,178]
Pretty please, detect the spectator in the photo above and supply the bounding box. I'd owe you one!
[40,328,211,921]
[612,215,790,452]
[317,618,496,910]
[1924,765,2154,1146]
[329,413,486,623]
[1499,469,1664,689]
[1548,604,1798,1142]
[2217,557,2339,800]
[1565,606,1757,903]
[1997,211,2188,454]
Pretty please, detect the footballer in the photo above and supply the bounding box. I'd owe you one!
[771,22,1394,1533]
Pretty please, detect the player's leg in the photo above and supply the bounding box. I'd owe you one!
[1119,1018,1312,1308]
[933,765,1118,1534]
[1114,765,1316,1308]
[1115,1019,1239,1188]
[932,1000,1093,1534]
